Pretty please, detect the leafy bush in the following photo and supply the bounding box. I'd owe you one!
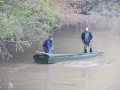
[0,0,60,59]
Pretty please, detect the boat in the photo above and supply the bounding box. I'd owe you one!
[33,51,104,64]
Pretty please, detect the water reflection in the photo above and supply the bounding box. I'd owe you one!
[81,67,92,79]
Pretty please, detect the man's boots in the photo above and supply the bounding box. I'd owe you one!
[90,48,93,52]
[84,48,87,53]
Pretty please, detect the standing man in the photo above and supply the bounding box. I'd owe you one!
[43,36,53,54]
[81,27,93,53]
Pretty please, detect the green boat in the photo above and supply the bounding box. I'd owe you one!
[33,51,104,64]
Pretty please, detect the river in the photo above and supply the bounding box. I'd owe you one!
[0,18,120,90]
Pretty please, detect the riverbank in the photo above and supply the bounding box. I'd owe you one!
[59,12,102,25]
[59,0,120,25]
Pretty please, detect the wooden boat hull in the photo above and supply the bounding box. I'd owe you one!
[33,51,104,64]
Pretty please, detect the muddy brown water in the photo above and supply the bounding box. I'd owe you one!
[0,18,120,90]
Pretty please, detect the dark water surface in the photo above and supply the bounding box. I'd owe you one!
[0,18,120,90]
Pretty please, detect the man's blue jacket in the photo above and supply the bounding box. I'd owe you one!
[43,39,52,53]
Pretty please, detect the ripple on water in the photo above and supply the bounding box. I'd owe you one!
[64,61,111,67]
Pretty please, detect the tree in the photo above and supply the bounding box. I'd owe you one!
[0,0,60,59]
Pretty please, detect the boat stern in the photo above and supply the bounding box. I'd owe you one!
[33,54,49,64]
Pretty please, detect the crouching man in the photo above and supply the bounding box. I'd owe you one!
[43,36,53,54]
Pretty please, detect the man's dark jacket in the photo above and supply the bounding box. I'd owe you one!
[43,39,52,53]
[81,31,93,43]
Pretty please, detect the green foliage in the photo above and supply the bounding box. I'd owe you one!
[62,0,96,5]
[0,0,60,40]
[0,0,61,59]
[105,1,119,12]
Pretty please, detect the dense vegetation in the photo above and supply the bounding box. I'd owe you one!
[64,0,120,16]
[0,0,62,59]
[0,0,120,59]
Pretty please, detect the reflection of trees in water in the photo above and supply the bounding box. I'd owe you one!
[0,72,13,90]
[8,82,13,90]
[47,70,53,84]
